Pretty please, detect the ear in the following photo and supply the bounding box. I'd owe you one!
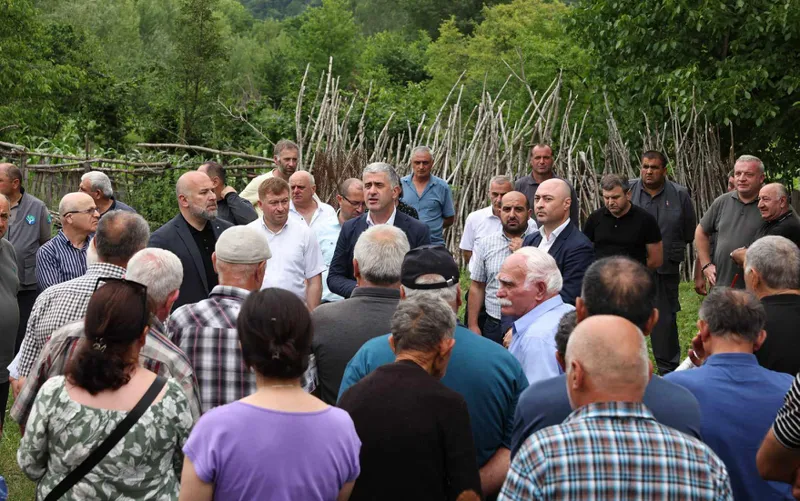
[555,351,566,372]
[391,185,401,200]
[399,286,407,299]
[625,190,633,202]
[212,252,218,273]
[353,259,361,282]
[697,319,711,342]
[575,297,588,322]
[647,359,654,380]
[564,197,572,210]
[643,308,659,336]
[753,329,768,352]
[257,199,263,210]
[165,289,180,313]
[440,337,456,359]
[527,207,533,219]
[336,194,343,207]
[455,284,463,310]
[388,335,397,354]
[569,360,584,391]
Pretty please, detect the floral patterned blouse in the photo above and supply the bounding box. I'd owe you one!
[18,376,193,501]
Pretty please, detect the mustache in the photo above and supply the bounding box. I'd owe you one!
[498,298,513,307]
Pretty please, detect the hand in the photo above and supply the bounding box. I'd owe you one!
[11,376,25,399]
[508,237,523,253]
[791,467,800,500]
[468,324,481,336]
[503,328,513,349]
[220,186,237,197]
[694,275,708,296]
[688,334,706,366]
[730,247,747,267]
[702,263,717,287]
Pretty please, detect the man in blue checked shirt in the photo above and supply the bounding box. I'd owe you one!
[500,315,733,501]
[400,146,455,246]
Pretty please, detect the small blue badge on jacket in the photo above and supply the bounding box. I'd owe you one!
[26,215,36,225]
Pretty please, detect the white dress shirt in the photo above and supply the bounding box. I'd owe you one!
[366,207,397,227]
[538,218,571,253]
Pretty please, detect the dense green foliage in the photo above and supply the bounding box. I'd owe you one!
[3,0,799,179]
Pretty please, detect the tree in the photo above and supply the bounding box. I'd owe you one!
[293,0,361,85]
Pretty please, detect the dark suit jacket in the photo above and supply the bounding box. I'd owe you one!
[328,211,431,298]
[149,214,233,308]
[522,224,594,305]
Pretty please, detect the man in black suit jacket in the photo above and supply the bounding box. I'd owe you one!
[328,162,431,298]
[150,171,233,308]
[522,178,593,305]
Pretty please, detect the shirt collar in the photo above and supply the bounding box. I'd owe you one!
[84,262,127,279]
[539,218,570,242]
[730,190,758,205]
[55,229,89,249]
[209,285,251,301]
[566,401,655,424]
[514,295,566,333]
[367,207,397,227]
[260,215,289,235]
[351,287,401,300]
[704,352,759,367]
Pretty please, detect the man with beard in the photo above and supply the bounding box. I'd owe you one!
[468,192,536,343]
[628,151,696,374]
[149,171,233,309]
[522,178,594,305]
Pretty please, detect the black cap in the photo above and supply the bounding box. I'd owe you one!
[401,245,459,290]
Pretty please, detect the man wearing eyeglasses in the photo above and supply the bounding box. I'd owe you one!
[35,192,98,291]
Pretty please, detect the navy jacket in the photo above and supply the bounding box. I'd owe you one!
[522,223,594,305]
[328,211,431,298]
[149,214,232,308]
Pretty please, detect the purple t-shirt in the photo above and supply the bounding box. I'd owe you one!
[184,401,361,500]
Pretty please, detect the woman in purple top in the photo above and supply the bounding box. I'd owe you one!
[179,288,361,501]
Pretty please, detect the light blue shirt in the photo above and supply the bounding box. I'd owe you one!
[509,295,574,385]
[400,174,455,246]
[311,212,344,303]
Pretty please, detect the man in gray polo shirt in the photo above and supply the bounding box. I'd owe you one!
[0,163,51,353]
[695,155,765,292]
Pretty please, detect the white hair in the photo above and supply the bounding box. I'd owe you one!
[736,154,765,174]
[403,274,459,306]
[126,248,184,304]
[353,225,410,285]
[514,246,562,294]
[81,171,114,197]
[363,162,401,189]
[410,145,433,158]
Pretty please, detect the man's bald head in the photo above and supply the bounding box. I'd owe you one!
[565,315,651,409]
[534,178,571,227]
[176,171,217,221]
[0,194,10,237]
[176,171,212,198]
[758,182,790,222]
[0,163,22,197]
[58,192,95,216]
[289,170,316,207]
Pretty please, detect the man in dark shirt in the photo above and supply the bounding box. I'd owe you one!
[198,161,258,226]
[629,151,696,374]
[339,296,482,501]
[510,256,702,458]
[514,143,580,226]
[743,236,800,376]
[583,174,663,269]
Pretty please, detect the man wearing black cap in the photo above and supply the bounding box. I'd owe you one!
[339,245,529,498]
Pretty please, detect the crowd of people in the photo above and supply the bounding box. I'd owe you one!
[2,139,800,500]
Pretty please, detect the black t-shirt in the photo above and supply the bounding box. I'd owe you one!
[758,294,800,376]
[755,210,800,249]
[339,360,481,501]
[583,204,662,265]
[186,217,219,291]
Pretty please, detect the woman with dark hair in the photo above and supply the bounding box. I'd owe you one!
[17,279,193,500]
[179,288,361,501]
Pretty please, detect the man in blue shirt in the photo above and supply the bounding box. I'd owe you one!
[510,256,702,458]
[666,287,793,500]
[498,247,574,384]
[339,245,529,498]
[400,146,455,246]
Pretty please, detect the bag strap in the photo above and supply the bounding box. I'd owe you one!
[44,376,168,501]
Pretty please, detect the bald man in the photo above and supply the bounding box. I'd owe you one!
[731,183,800,266]
[36,192,97,291]
[522,178,594,305]
[289,171,337,227]
[502,316,732,500]
[149,171,233,308]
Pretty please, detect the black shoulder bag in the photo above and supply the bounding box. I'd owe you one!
[44,376,168,501]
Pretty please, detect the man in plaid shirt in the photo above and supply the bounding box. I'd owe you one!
[11,247,203,428]
[168,225,314,413]
[501,316,732,501]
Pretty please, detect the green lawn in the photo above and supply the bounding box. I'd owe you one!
[0,282,702,500]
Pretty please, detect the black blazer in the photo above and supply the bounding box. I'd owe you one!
[522,224,594,305]
[149,214,233,308]
[328,211,431,298]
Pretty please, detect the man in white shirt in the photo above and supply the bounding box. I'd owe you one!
[289,171,338,226]
[247,177,325,309]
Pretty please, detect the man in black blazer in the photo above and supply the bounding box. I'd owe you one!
[522,178,593,305]
[150,171,233,309]
[328,163,431,298]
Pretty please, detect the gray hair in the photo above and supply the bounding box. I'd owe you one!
[391,295,456,353]
[736,154,765,174]
[514,247,562,294]
[699,287,766,343]
[489,175,513,188]
[363,162,401,189]
[0,193,10,207]
[745,235,800,290]
[81,171,114,197]
[403,274,459,305]
[126,248,184,304]
[410,145,433,158]
[353,225,410,285]
[94,211,150,264]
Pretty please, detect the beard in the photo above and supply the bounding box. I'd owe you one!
[190,205,217,221]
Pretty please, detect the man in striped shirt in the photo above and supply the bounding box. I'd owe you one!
[501,315,732,500]
[35,192,98,291]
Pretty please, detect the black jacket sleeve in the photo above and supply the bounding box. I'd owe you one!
[327,226,357,298]
[223,192,258,225]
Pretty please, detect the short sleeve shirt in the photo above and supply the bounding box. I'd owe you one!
[700,191,763,289]
[583,205,662,265]
[400,174,455,246]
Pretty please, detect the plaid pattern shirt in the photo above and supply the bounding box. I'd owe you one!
[500,402,733,501]
[17,263,125,378]
[471,228,534,319]
[10,316,202,429]
[168,285,316,413]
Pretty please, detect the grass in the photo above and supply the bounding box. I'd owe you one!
[0,282,702,500]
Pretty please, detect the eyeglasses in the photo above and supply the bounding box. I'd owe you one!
[94,277,150,333]
[340,195,366,208]
[64,207,100,216]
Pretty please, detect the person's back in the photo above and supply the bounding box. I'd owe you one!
[759,294,800,375]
